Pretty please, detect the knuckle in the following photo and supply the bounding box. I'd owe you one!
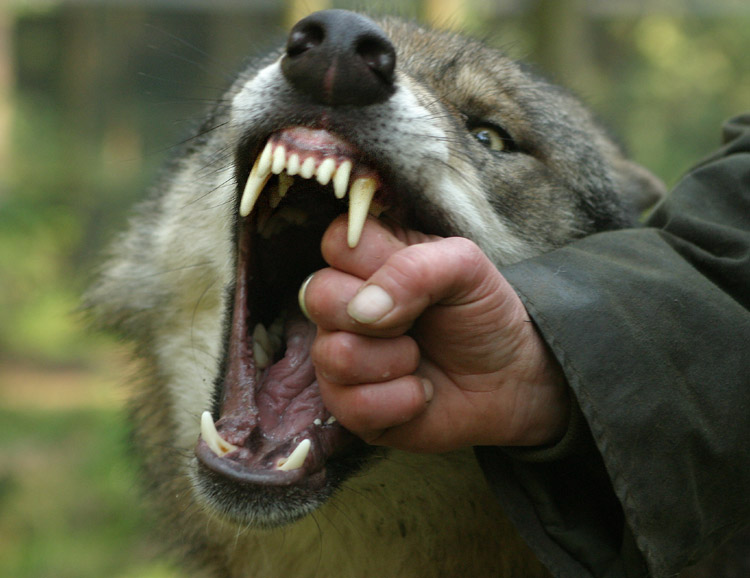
[312,332,360,382]
[380,247,437,299]
[446,236,485,264]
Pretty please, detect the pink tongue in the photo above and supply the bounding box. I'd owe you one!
[255,313,322,440]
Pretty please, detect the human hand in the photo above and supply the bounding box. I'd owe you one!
[300,215,570,453]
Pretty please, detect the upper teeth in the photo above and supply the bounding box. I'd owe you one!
[239,140,383,248]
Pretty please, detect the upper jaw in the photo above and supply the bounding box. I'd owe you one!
[238,125,392,249]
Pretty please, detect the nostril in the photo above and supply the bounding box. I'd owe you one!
[286,23,325,59]
[356,36,396,85]
[281,10,397,107]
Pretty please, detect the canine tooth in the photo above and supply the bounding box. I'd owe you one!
[277,439,311,471]
[240,170,272,217]
[300,157,316,180]
[240,145,273,217]
[316,158,336,186]
[313,419,323,426]
[287,153,301,176]
[347,177,378,248]
[271,144,287,175]
[325,416,337,425]
[333,160,352,199]
[257,141,274,176]
[200,411,238,456]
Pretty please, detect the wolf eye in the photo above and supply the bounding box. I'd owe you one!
[469,124,515,152]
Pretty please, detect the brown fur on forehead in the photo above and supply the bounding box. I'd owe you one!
[377,18,485,84]
[450,63,531,132]
[378,18,531,132]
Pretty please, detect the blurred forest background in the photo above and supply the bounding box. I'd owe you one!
[0,0,748,576]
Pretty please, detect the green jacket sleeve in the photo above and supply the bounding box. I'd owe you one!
[476,114,750,578]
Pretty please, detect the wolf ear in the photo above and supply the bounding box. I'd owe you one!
[611,158,668,213]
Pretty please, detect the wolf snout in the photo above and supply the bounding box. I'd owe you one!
[281,9,396,107]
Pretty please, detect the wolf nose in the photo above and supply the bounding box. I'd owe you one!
[281,9,396,106]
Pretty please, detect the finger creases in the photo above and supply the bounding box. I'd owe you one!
[318,374,430,436]
[311,330,419,385]
[349,236,500,330]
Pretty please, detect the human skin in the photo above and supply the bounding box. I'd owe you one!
[300,215,571,453]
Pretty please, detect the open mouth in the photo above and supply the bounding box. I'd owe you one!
[194,126,396,500]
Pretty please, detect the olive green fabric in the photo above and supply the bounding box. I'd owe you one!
[477,115,750,578]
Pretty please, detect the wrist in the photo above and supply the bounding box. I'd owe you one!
[500,325,571,447]
[500,394,588,463]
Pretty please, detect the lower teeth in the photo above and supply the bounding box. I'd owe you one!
[277,438,311,471]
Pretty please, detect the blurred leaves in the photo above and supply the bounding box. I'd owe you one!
[0,408,179,578]
[596,14,750,184]
[1,97,95,363]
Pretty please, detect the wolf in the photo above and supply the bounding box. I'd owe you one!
[87,10,665,577]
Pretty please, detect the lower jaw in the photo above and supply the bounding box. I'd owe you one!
[191,441,379,529]
[191,463,329,529]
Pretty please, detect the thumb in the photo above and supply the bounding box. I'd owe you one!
[346,236,510,333]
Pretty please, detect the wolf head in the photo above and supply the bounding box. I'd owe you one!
[88,10,663,537]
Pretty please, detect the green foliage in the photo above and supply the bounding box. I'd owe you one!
[0,193,86,362]
[0,408,179,578]
[598,14,750,185]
